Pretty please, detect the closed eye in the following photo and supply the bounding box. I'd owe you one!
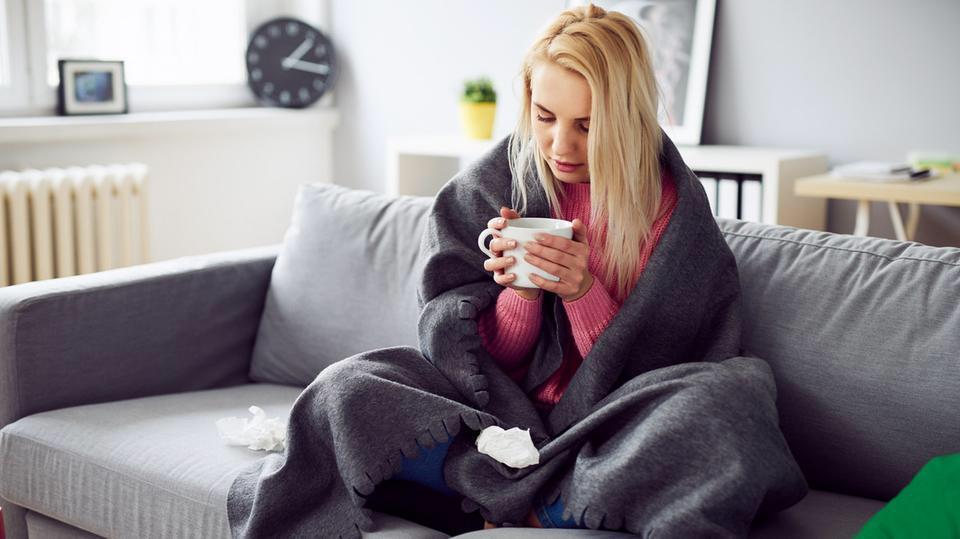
[536,114,589,133]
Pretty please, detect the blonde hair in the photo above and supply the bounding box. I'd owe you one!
[509,3,663,303]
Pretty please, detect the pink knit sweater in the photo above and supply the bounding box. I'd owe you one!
[478,170,678,410]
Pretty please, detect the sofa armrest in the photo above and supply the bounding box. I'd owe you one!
[0,244,280,428]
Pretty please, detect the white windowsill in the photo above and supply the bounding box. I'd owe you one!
[0,106,340,144]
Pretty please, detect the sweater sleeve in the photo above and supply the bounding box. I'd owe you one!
[562,277,619,359]
[477,288,543,380]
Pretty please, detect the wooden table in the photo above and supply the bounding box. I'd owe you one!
[795,172,960,241]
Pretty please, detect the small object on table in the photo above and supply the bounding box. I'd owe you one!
[907,151,959,176]
[830,161,923,182]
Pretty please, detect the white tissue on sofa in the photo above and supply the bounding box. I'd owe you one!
[216,406,287,452]
[476,425,540,468]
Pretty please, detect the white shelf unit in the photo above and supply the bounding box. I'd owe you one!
[386,136,829,230]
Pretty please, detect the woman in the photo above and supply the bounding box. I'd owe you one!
[475,4,678,526]
[228,4,806,537]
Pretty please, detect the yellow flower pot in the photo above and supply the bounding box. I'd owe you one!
[459,102,496,140]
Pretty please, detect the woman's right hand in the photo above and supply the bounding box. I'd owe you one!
[483,207,541,300]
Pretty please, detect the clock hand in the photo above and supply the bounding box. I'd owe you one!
[285,59,330,75]
[281,39,314,69]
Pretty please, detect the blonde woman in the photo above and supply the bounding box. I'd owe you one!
[229,5,806,537]
[476,3,676,527]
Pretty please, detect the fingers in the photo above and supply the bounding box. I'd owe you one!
[487,207,520,230]
[572,218,589,245]
[486,216,507,229]
[489,237,517,253]
[483,255,517,273]
[487,206,520,230]
[524,245,581,275]
[524,237,586,270]
[529,232,589,258]
[528,273,566,295]
[523,252,570,282]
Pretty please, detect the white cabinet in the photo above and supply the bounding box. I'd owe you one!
[386,135,828,230]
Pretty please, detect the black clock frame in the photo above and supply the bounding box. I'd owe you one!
[245,17,337,109]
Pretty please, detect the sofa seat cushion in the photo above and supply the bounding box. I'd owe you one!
[0,381,885,539]
[749,489,883,538]
[0,384,447,539]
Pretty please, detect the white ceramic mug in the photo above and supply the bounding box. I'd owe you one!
[477,217,574,289]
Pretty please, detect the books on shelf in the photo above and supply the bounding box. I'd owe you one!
[741,181,762,222]
[698,176,763,222]
[718,178,739,220]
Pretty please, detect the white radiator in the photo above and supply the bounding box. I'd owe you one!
[0,163,149,286]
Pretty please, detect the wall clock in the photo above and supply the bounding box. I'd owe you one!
[245,17,337,108]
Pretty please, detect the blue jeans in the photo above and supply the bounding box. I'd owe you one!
[392,437,580,528]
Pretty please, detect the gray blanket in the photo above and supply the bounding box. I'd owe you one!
[227,132,808,538]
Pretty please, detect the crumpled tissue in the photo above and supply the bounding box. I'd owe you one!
[476,425,540,468]
[216,406,287,452]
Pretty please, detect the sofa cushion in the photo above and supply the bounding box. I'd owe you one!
[249,182,433,386]
[748,489,882,538]
[718,219,960,502]
[0,384,448,539]
[26,511,101,539]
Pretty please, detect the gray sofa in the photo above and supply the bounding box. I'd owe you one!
[1,182,958,538]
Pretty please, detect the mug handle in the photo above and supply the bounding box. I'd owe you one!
[477,228,501,257]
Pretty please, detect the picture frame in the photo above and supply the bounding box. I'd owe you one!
[566,0,716,145]
[57,59,128,116]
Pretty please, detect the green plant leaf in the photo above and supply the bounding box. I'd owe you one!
[462,76,496,103]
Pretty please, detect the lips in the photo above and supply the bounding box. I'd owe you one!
[554,160,582,172]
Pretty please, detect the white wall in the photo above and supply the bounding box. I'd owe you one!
[703,0,960,246]
[330,0,960,245]
[0,110,337,264]
[330,0,565,193]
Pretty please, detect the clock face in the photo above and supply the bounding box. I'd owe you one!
[245,17,336,108]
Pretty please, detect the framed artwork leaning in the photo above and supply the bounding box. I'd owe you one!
[567,0,716,145]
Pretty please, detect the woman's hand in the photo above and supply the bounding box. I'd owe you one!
[482,207,541,300]
[524,218,594,302]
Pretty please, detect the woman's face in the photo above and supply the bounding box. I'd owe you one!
[529,62,592,184]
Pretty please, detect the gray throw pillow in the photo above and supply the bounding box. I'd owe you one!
[249,183,433,386]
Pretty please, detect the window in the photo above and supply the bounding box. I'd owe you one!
[0,0,28,109]
[43,0,247,87]
[0,0,9,86]
[0,0,325,114]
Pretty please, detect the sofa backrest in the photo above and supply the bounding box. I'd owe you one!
[718,218,960,502]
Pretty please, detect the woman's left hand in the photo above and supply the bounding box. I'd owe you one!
[524,218,594,302]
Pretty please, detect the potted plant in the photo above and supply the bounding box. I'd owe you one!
[459,76,496,140]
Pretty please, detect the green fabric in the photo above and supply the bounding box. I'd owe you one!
[856,453,960,538]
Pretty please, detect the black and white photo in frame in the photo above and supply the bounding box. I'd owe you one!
[568,0,715,145]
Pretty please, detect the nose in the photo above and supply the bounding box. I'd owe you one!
[550,124,579,159]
